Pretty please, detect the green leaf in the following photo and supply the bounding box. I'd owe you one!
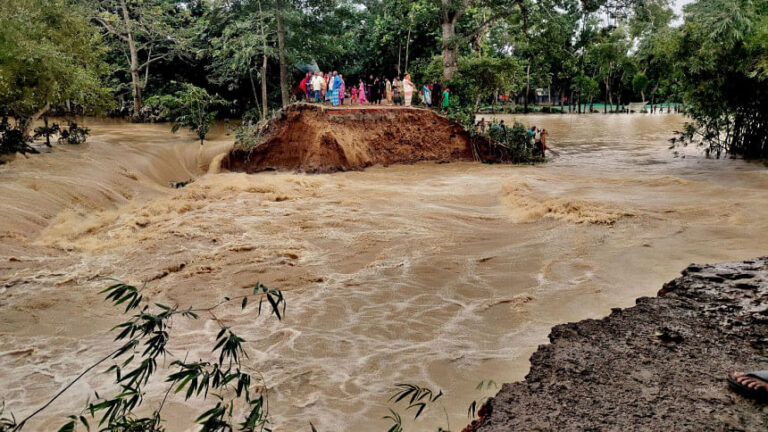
[174,374,194,394]
[409,401,427,419]
[57,420,76,432]
[78,415,90,431]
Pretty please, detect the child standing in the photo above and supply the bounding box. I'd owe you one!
[351,86,358,105]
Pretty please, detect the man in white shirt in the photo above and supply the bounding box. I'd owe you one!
[311,72,324,103]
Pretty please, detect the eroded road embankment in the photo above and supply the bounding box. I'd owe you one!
[222,104,511,173]
[467,257,768,432]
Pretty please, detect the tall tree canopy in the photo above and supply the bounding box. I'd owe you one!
[675,0,768,158]
[0,0,110,133]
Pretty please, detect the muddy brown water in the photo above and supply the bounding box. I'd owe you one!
[1,114,767,431]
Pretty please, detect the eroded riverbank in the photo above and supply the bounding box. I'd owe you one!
[1,114,767,430]
[469,257,768,431]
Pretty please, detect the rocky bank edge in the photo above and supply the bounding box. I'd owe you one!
[467,257,768,431]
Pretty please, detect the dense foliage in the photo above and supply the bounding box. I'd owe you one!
[0,0,110,133]
[674,0,768,158]
[0,1,765,154]
[146,83,226,145]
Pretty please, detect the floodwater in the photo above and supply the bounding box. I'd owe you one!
[1,114,767,431]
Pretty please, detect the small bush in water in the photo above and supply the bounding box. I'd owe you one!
[33,121,60,147]
[447,107,543,164]
[486,122,542,163]
[58,123,90,145]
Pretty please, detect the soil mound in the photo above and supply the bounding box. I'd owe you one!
[466,257,768,432]
[222,104,502,173]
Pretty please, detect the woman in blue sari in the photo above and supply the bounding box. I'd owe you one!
[330,71,342,106]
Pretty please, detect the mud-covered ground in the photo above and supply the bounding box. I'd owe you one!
[469,257,768,432]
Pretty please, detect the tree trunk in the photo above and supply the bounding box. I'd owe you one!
[121,0,142,119]
[405,25,412,74]
[275,0,290,108]
[397,43,402,76]
[261,60,268,120]
[524,61,531,113]
[547,85,551,106]
[23,101,50,139]
[249,69,260,114]
[441,16,458,82]
[471,10,490,57]
[257,0,269,120]
[43,116,51,147]
[607,83,613,113]
[577,92,581,114]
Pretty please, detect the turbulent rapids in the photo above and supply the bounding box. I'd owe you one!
[2,114,768,431]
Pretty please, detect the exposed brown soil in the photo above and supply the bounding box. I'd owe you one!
[222,104,503,173]
[466,257,768,432]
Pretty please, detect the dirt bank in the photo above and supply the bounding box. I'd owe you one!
[467,257,768,431]
[222,104,504,173]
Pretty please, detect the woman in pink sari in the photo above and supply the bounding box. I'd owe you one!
[358,80,367,104]
[403,74,414,106]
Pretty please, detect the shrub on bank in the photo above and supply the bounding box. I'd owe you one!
[0,118,34,155]
[446,107,543,165]
[485,122,543,164]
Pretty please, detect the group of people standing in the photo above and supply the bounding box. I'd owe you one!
[300,71,347,106]
[299,71,450,110]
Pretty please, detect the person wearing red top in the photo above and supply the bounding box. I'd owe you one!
[300,72,312,102]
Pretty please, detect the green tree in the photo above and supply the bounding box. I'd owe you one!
[631,0,680,108]
[675,0,768,158]
[418,54,524,110]
[632,72,649,102]
[206,0,274,120]
[147,83,226,146]
[592,26,631,112]
[0,0,110,136]
[89,0,192,119]
[438,0,525,82]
